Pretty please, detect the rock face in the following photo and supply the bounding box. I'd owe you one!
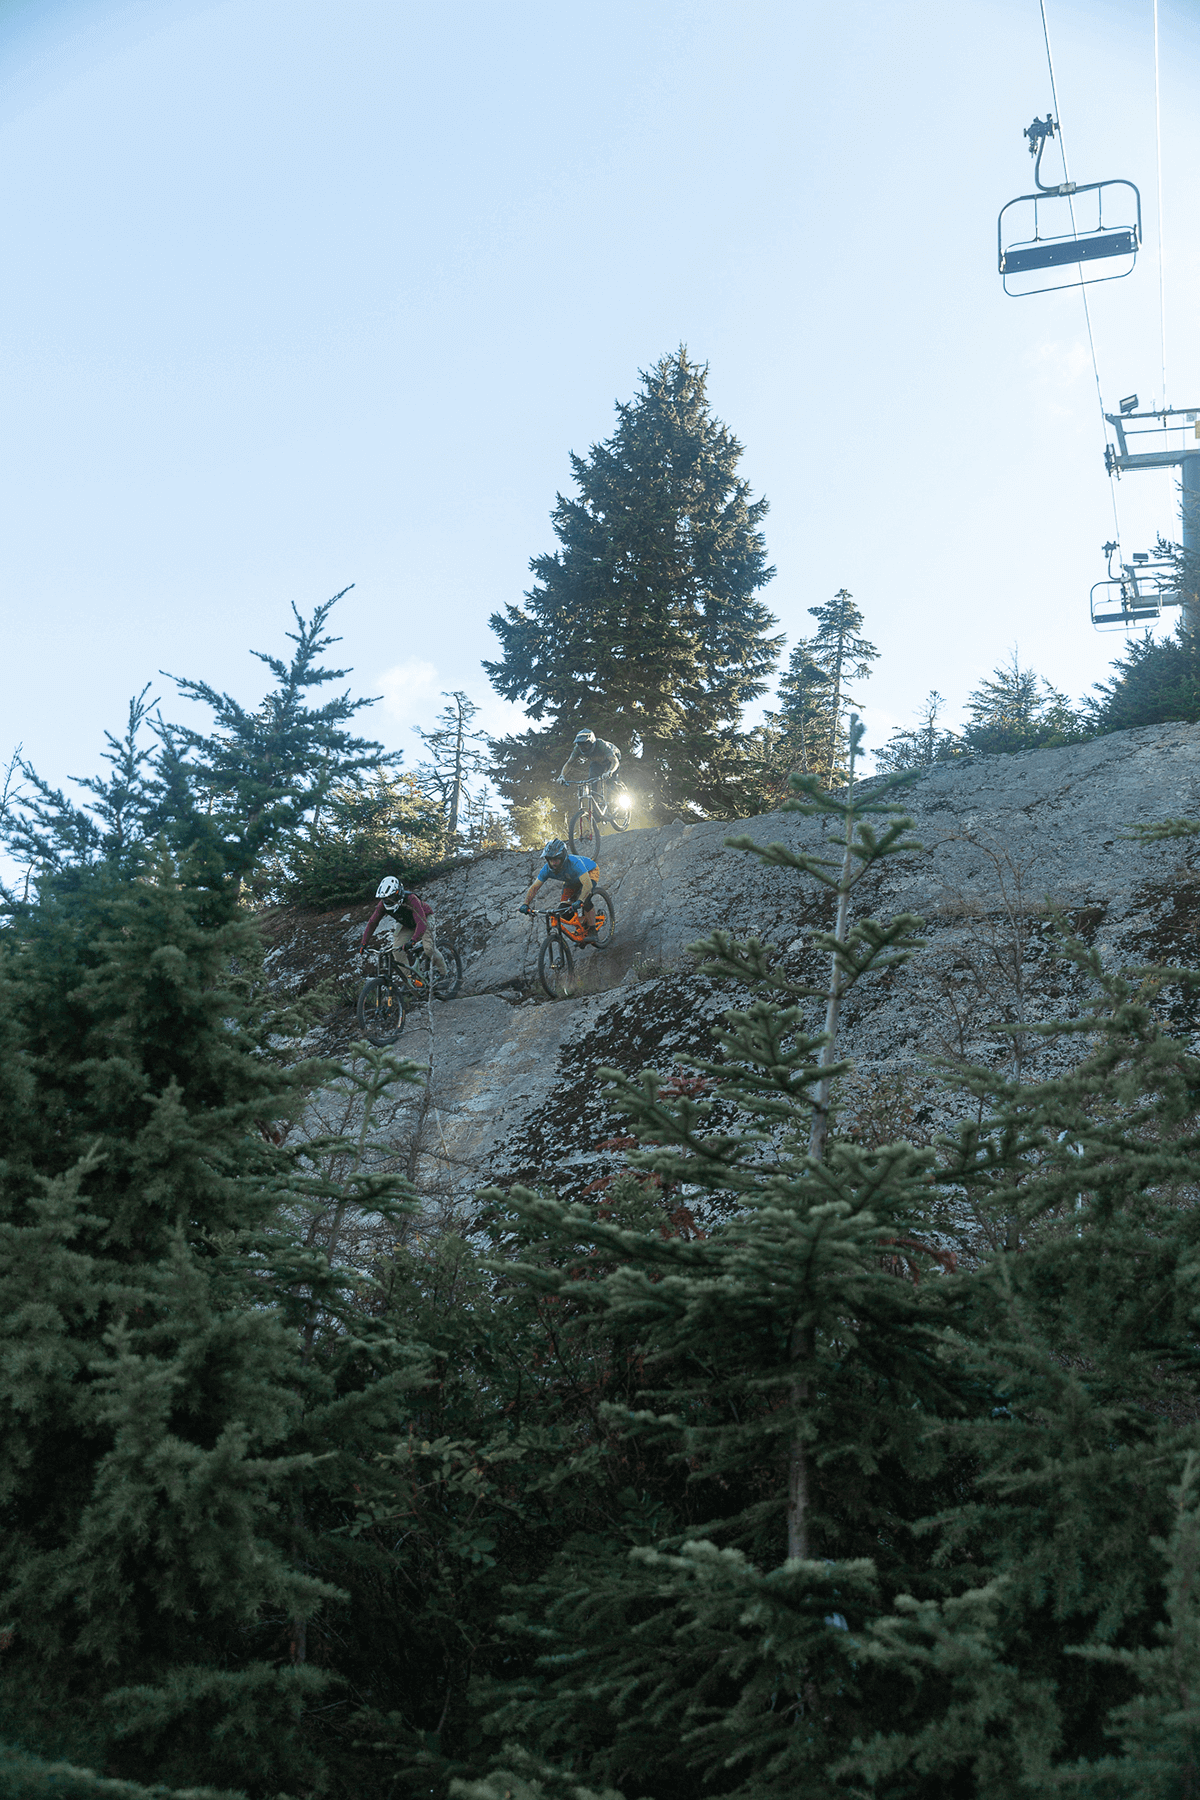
[264,723,1200,1215]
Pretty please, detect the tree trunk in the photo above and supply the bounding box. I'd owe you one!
[787,1325,814,1560]
[808,823,855,1164]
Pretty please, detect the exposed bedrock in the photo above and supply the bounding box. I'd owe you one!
[263,722,1200,1212]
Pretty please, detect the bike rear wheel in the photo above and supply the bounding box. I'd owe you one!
[538,935,574,999]
[429,943,462,1000]
[356,977,406,1044]
[569,806,598,856]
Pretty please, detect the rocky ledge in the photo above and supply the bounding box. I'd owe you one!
[262,722,1200,1221]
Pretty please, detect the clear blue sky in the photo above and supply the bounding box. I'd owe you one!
[2,0,1197,798]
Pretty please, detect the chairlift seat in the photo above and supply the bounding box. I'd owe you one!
[1001,228,1139,275]
[1091,605,1161,626]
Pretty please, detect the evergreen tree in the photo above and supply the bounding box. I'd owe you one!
[0,856,425,1794]
[832,911,1200,1792]
[2,688,169,880]
[1063,1453,1200,1796]
[485,349,782,823]
[1088,588,1200,736]
[755,644,834,789]
[165,591,395,897]
[758,591,877,794]
[2,592,393,904]
[460,751,1200,1798]
[961,650,1088,756]
[414,691,491,853]
[874,689,960,775]
[0,1738,243,1799]
[280,769,442,909]
[468,728,982,1797]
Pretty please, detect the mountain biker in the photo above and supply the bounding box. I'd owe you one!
[358,875,448,976]
[558,728,621,792]
[519,839,600,939]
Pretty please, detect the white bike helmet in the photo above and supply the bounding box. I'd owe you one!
[376,875,402,904]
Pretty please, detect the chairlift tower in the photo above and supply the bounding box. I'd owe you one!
[1100,400,1200,629]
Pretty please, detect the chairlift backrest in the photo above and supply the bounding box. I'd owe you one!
[999,116,1141,298]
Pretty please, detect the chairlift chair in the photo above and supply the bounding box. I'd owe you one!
[999,117,1141,298]
[1089,541,1175,630]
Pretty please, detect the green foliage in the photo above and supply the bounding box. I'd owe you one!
[466,728,979,1796]
[0,1739,243,1799]
[279,770,443,909]
[960,649,1089,755]
[414,691,493,852]
[2,591,394,905]
[833,1581,1061,1797]
[1089,615,1200,734]
[450,1744,626,1800]
[18,601,1200,1799]
[759,590,878,792]
[0,856,425,1794]
[486,348,782,823]
[1061,1454,1200,1796]
[874,689,961,775]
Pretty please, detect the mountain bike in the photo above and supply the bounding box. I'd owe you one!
[536,887,616,998]
[356,939,463,1044]
[566,776,632,856]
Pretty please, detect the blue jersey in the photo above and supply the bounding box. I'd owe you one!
[538,852,597,884]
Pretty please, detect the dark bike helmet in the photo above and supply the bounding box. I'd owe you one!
[574,729,597,750]
[543,838,568,867]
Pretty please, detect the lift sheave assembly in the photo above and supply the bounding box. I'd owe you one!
[1090,402,1200,630]
[998,116,1141,298]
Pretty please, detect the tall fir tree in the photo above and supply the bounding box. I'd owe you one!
[413,691,492,854]
[485,349,783,823]
[762,591,877,791]
[0,856,426,1794]
[1,591,393,907]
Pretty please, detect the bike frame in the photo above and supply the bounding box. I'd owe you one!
[363,944,433,1000]
[569,774,614,824]
[540,905,590,949]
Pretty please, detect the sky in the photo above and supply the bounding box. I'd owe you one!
[1,0,1198,806]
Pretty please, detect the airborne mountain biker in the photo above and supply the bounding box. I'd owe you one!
[359,875,448,977]
[558,728,620,790]
[520,839,600,939]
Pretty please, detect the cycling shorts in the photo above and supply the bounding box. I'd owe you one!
[561,869,597,906]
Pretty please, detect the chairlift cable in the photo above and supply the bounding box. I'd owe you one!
[1037,0,1125,549]
[1153,0,1167,407]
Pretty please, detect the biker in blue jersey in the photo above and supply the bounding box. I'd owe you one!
[519,839,600,938]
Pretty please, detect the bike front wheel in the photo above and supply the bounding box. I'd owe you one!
[569,806,598,856]
[538,935,574,999]
[429,943,462,1000]
[357,977,406,1044]
[607,792,632,832]
[588,886,616,948]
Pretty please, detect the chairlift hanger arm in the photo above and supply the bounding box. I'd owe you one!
[1024,115,1076,195]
